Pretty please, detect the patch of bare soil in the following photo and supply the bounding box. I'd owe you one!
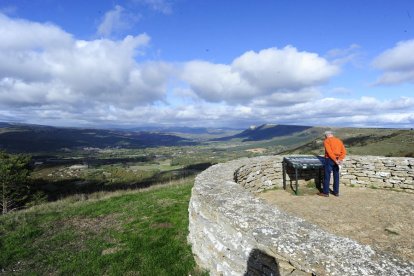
[258,186,414,262]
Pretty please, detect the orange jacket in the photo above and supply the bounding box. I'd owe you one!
[324,136,346,161]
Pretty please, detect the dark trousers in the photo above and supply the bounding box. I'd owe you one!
[323,158,340,195]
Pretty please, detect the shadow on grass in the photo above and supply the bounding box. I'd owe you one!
[30,162,213,202]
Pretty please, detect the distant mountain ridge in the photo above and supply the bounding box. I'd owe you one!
[0,123,193,153]
[1,122,413,157]
[213,124,312,141]
[125,126,242,135]
[0,122,314,153]
[0,122,315,153]
[0,122,12,128]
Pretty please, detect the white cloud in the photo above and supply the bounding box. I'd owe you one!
[0,13,73,51]
[373,39,414,84]
[0,13,412,129]
[153,96,414,128]
[133,0,173,14]
[0,14,169,112]
[97,5,140,37]
[188,96,414,127]
[181,46,339,105]
[171,87,199,102]
[251,88,320,107]
[0,5,17,15]
[181,61,257,103]
[269,96,414,127]
[233,46,339,90]
[4,93,414,128]
[327,87,352,95]
[326,44,361,66]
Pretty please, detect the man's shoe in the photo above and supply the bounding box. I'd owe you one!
[317,192,329,197]
[333,193,339,197]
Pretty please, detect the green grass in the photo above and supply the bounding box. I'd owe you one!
[0,178,207,276]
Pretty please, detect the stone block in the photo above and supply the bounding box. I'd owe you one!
[355,172,368,177]
[394,166,410,171]
[342,174,357,179]
[246,174,257,183]
[391,171,409,178]
[400,183,414,189]
[388,178,402,184]
[382,182,394,188]
[362,165,376,170]
[369,177,384,182]
[350,179,367,186]
[376,171,391,177]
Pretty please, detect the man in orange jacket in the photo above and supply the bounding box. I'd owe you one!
[318,130,346,197]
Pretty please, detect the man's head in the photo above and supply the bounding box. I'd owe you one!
[324,130,334,138]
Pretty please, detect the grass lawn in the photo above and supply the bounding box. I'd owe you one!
[0,178,206,275]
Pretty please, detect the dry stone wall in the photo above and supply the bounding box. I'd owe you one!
[188,155,414,276]
[341,156,414,190]
[235,155,414,193]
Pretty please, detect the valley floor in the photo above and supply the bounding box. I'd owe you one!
[258,186,414,263]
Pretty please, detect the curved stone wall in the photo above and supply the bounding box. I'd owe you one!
[188,155,414,275]
[235,155,414,193]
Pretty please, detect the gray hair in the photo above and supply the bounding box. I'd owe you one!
[324,130,334,136]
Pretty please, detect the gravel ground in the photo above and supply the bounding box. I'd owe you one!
[258,186,414,262]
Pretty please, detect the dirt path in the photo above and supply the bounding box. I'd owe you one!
[258,186,414,262]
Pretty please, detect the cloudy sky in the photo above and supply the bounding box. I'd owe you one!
[0,0,413,128]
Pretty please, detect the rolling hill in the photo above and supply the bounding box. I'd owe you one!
[0,122,12,128]
[213,124,312,141]
[281,127,414,157]
[1,122,413,157]
[0,123,194,153]
[0,122,316,154]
